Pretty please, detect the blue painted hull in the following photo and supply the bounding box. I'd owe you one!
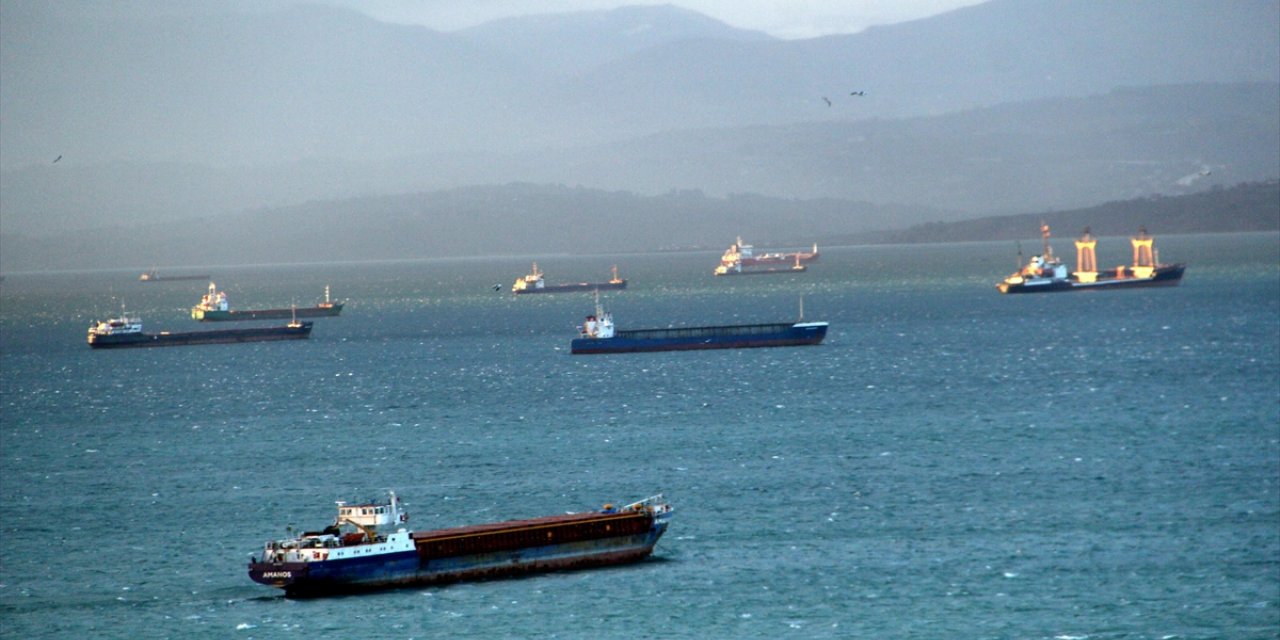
[997,263,1185,294]
[249,515,667,597]
[572,322,827,354]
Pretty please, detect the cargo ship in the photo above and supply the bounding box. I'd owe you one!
[192,283,343,321]
[512,263,626,294]
[87,311,312,348]
[720,237,819,267]
[571,297,827,354]
[997,225,1186,294]
[247,491,672,597]
[139,270,210,282]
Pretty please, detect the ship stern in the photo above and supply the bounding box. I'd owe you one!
[248,561,310,591]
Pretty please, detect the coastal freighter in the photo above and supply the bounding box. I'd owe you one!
[139,270,209,282]
[512,263,627,294]
[720,237,818,267]
[191,283,343,321]
[997,225,1186,294]
[87,312,311,348]
[247,491,672,597]
[571,297,827,354]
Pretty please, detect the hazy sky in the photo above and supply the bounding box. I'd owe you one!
[325,0,990,39]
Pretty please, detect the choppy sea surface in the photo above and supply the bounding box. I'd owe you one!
[1,233,1277,639]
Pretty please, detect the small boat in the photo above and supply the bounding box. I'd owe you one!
[87,309,311,348]
[512,263,627,294]
[139,270,210,282]
[997,224,1186,294]
[571,294,827,354]
[247,491,672,597]
[191,283,343,321]
[720,237,818,267]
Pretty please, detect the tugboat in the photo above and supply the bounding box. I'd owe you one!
[191,283,344,321]
[997,224,1186,294]
[571,294,827,354]
[512,263,627,294]
[87,308,312,348]
[720,237,819,267]
[247,491,672,597]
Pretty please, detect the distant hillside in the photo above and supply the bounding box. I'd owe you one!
[518,82,1279,214]
[3,181,1274,273]
[4,83,1276,237]
[2,0,1275,168]
[838,180,1280,245]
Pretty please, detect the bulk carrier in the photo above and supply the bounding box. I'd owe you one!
[571,296,827,354]
[87,312,312,348]
[997,225,1185,294]
[247,491,672,597]
[192,283,343,321]
[512,264,627,294]
[720,237,818,267]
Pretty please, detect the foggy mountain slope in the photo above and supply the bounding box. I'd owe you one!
[456,4,773,77]
[3,82,1276,238]
[3,0,1276,169]
[2,0,1278,269]
[520,82,1280,213]
[4,180,1275,273]
[0,3,546,167]
[552,0,1280,136]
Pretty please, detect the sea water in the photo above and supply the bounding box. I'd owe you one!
[1,233,1277,639]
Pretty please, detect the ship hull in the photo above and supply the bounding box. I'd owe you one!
[715,267,806,276]
[193,304,343,321]
[88,322,312,348]
[515,281,627,295]
[572,322,827,354]
[740,253,818,266]
[249,511,666,597]
[140,274,209,282]
[998,264,1185,294]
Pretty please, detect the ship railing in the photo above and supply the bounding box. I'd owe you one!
[622,494,668,513]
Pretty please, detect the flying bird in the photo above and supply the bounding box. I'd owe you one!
[492,284,502,291]
[52,155,62,163]
[821,96,832,107]
[850,91,865,96]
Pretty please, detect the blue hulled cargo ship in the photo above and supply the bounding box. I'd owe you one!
[570,298,827,354]
[247,492,671,597]
[997,225,1186,294]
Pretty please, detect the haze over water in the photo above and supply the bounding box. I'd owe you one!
[1,233,1277,638]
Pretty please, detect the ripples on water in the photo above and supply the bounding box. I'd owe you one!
[1,233,1277,638]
